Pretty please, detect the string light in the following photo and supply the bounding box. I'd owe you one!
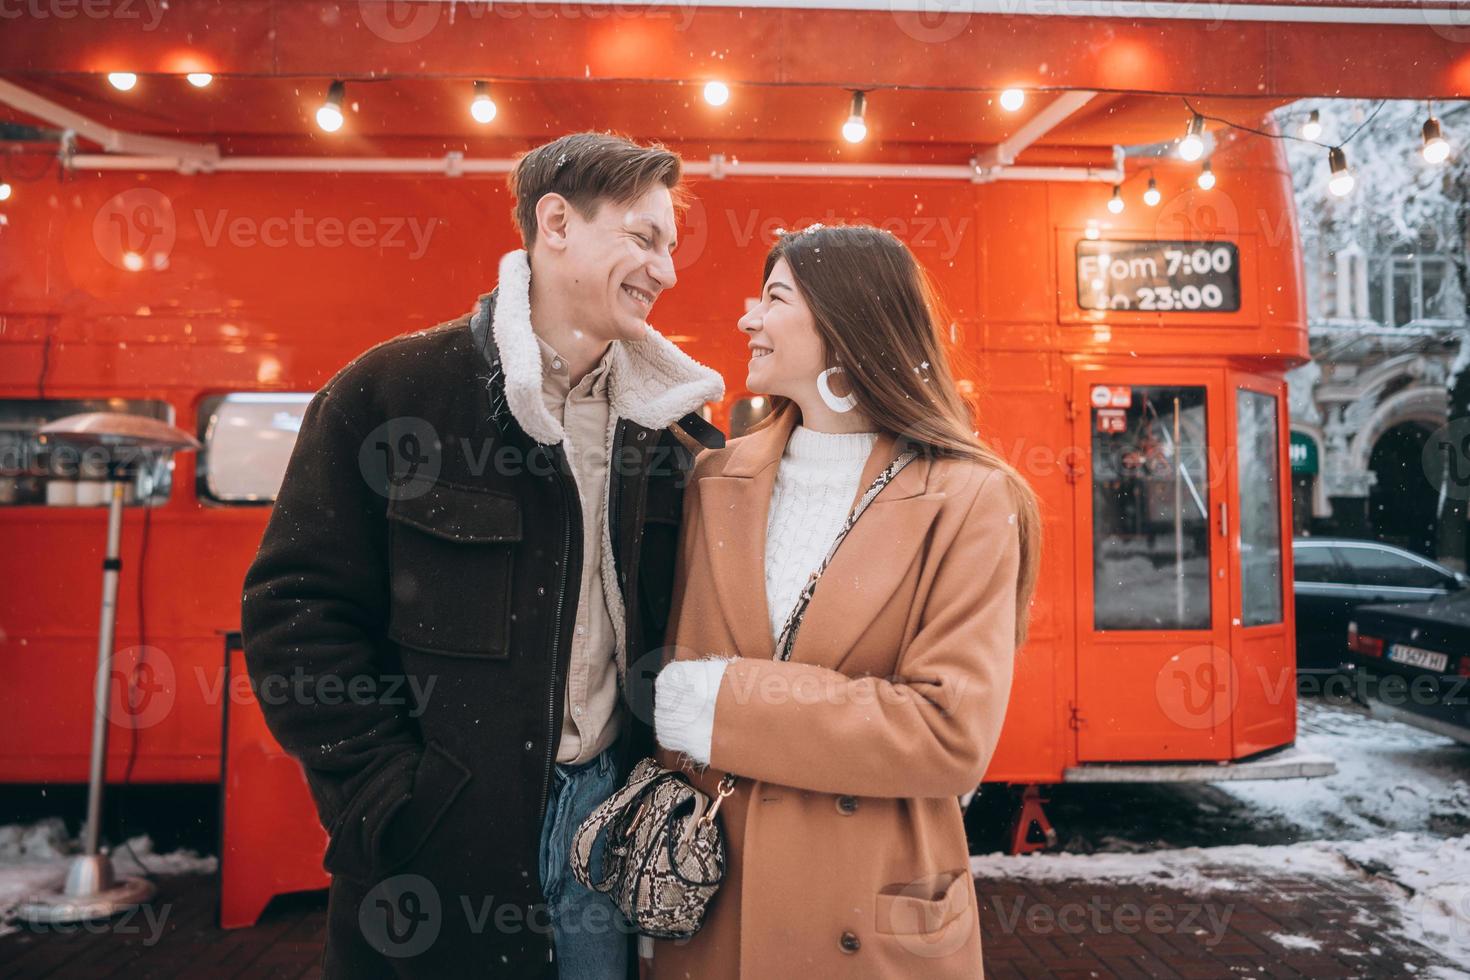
[1143,175,1161,207]
[1084,220,1100,240]
[1299,109,1322,141]
[186,73,213,88]
[842,91,868,144]
[704,81,730,107]
[1422,106,1450,164]
[999,88,1025,112]
[1327,146,1355,197]
[107,72,137,92]
[0,182,11,202]
[1178,113,1205,161]
[316,80,346,133]
[1182,98,1387,206]
[470,81,497,124]
[1107,184,1125,214]
[1197,160,1216,190]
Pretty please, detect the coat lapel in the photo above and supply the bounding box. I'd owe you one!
[699,406,795,662]
[701,404,939,671]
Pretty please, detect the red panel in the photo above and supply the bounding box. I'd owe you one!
[1,2,1467,99]
[0,74,1289,160]
[220,643,329,927]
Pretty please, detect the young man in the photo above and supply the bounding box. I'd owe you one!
[241,132,724,978]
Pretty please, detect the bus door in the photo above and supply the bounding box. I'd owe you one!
[1072,368,1234,761]
[1225,371,1294,756]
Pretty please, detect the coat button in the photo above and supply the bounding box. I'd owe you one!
[836,795,858,815]
[839,931,860,953]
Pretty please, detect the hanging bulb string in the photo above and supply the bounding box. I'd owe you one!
[1113,164,1160,190]
[1180,96,1386,154]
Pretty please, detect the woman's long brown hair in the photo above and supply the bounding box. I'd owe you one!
[747,224,1043,649]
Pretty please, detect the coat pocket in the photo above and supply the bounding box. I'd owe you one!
[874,868,972,937]
[386,481,522,658]
[321,740,472,884]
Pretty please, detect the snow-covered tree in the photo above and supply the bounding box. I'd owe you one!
[1273,98,1470,567]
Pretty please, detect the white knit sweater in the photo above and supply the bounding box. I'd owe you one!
[655,424,877,769]
[764,425,880,641]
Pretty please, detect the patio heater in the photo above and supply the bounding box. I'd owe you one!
[15,413,200,923]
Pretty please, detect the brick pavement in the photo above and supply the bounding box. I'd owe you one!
[0,867,1462,978]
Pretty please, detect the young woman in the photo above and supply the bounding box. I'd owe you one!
[649,224,1042,978]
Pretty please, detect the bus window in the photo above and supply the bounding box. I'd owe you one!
[1237,389,1284,626]
[198,393,313,504]
[0,398,174,507]
[1092,386,1211,630]
[728,396,773,438]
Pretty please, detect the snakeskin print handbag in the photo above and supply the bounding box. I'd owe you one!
[569,449,920,939]
[568,755,732,939]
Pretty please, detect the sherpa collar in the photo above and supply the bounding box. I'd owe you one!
[487,248,724,446]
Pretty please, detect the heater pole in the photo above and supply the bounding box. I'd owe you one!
[82,475,126,858]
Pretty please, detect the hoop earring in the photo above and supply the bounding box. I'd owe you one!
[816,366,858,414]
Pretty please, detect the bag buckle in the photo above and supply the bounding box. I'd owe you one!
[698,774,738,828]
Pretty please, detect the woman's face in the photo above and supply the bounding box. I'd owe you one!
[738,257,828,398]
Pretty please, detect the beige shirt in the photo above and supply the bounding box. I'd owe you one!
[537,333,623,765]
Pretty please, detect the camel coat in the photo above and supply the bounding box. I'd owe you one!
[651,404,1022,979]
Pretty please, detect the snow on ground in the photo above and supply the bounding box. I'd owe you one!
[0,816,217,937]
[1218,698,1470,841]
[973,697,1470,976]
[973,832,1470,977]
[1269,933,1323,952]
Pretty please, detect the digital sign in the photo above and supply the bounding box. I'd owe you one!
[1077,240,1241,313]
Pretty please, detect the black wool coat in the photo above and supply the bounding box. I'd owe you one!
[241,252,725,978]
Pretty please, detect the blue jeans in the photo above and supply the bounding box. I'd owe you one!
[538,747,631,979]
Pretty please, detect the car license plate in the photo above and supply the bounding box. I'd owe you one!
[1388,643,1448,673]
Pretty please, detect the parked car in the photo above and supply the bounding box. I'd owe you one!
[1345,590,1470,744]
[1292,537,1467,670]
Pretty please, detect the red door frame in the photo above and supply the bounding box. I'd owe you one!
[1224,370,1298,757]
[1072,364,1234,762]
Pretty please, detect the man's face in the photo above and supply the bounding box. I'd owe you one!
[559,184,679,343]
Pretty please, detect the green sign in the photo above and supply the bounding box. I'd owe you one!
[1290,432,1318,475]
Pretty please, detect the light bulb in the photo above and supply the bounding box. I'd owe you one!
[316,80,345,133]
[704,80,730,107]
[999,88,1025,112]
[1084,221,1100,241]
[1422,117,1449,164]
[1143,177,1161,207]
[1327,146,1354,197]
[0,182,11,202]
[1300,110,1322,141]
[1107,185,1125,214]
[842,91,867,144]
[316,104,343,132]
[1197,161,1216,190]
[470,81,497,124]
[1178,113,1205,161]
[108,72,137,92]
[186,73,213,88]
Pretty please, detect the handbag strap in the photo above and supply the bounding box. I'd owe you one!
[773,448,920,662]
[570,758,666,894]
